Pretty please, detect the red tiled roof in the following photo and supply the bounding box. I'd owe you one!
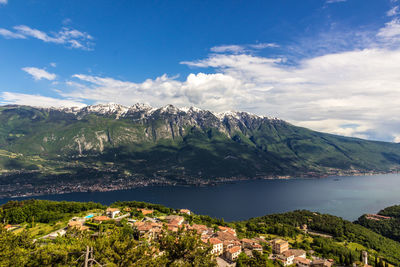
[215,231,238,242]
[241,238,253,243]
[190,224,208,232]
[180,209,190,214]
[93,216,110,221]
[138,209,153,215]
[106,208,120,212]
[273,239,288,245]
[68,221,83,227]
[283,249,306,258]
[209,238,222,245]
[135,221,161,229]
[228,246,241,254]
[167,224,179,231]
[295,257,311,265]
[169,218,183,226]
[218,226,236,234]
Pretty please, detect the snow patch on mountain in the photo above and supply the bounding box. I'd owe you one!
[41,103,282,124]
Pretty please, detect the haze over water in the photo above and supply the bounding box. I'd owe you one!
[2,174,399,222]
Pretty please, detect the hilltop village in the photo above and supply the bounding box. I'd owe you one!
[3,199,399,266]
[2,201,378,267]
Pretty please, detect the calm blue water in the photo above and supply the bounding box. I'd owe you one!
[1,174,399,222]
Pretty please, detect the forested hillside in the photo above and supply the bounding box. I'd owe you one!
[357,205,400,243]
[1,104,400,198]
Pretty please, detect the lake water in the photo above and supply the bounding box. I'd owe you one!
[1,173,400,222]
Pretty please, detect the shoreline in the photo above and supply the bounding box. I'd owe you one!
[1,169,398,200]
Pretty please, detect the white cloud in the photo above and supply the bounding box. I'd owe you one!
[62,18,72,25]
[59,72,243,112]
[0,92,85,108]
[6,14,400,142]
[377,18,400,42]
[50,62,57,67]
[22,67,56,81]
[387,6,400,16]
[0,25,94,50]
[0,28,25,39]
[210,45,245,54]
[53,42,400,142]
[249,43,279,49]
[181,48,400,141]
[326,0,347,3]
[394,134,400,143]
[0,0,7,5]
[210,43,278,54]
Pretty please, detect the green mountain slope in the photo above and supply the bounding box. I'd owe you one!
[356,205,400,243]
[236,209,400,266]
[1,104,400,197]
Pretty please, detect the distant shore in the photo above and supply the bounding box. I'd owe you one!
[1,169,398,200]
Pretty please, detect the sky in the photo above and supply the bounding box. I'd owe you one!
[1,0,400,142]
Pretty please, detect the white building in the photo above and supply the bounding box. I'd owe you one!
[209,238,223,256]
[277,253,295,266]
[106,208,120,218]
[225,246,241,261]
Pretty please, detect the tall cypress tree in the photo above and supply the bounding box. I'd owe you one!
[349,251,353,264]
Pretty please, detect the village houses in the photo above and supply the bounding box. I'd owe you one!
[225,246,242,261]
[272,238,289,254]
[93,215,110,223]
[179,209,191,215]
[106,207,120,218]
[208,237,223,256]
[60,206,336,267]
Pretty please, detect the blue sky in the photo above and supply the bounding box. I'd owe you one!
[1,0,400,142]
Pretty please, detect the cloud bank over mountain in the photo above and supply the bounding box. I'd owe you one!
[2,4,400,142]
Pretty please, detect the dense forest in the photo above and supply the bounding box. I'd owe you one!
[0,199,104,224]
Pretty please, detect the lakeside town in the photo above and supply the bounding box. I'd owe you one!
[1,168,396,199]
[4,204,378,267]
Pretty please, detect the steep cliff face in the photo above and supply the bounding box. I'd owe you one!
[1,104,400,181]
[0,104,284,155]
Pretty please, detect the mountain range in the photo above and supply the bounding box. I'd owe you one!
[1,103,400,197]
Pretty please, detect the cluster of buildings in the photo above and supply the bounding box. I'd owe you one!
[63,208,338,266]
[44,207,369,267]
[3,224,20,231]
[81,207,262,263]
[365,214,391,221]
[200,226,264,262]
[129,212,264,263]
[271,239,333,267]
[67,207,128,231]
[132,214,185,239]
